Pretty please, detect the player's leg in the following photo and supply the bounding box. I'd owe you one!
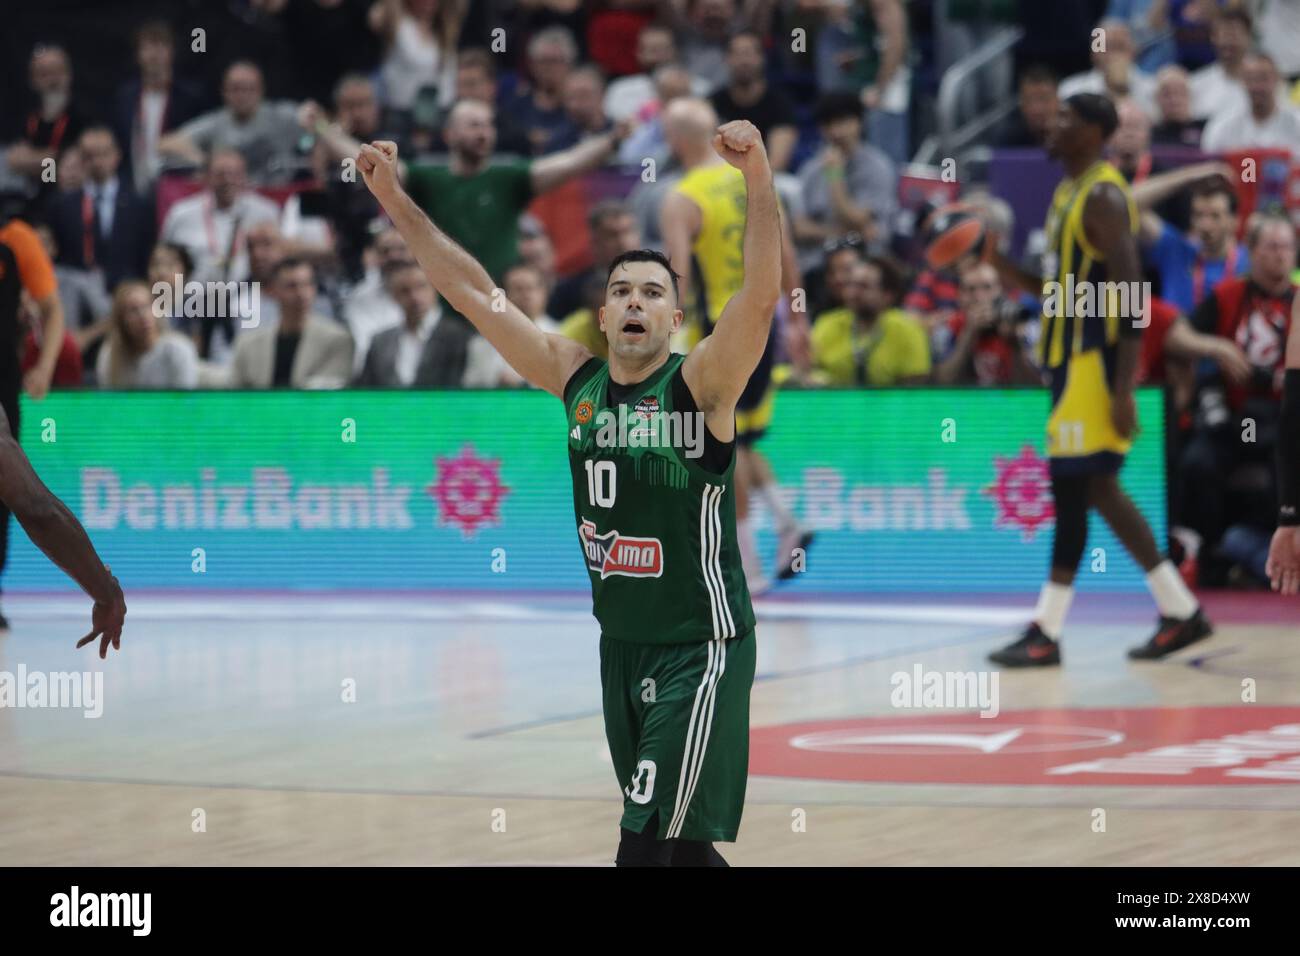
[661,629,756,853]
[602,636,673,867]
[1088,472,1214,659]
[989,471,1088,667]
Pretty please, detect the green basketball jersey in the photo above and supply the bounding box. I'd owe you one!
[565,353,755,644]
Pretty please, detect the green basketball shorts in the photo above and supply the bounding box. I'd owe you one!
[599,629,756,842]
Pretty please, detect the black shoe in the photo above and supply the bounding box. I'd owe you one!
[1128,608,1213,660]
[988,623,1061,667]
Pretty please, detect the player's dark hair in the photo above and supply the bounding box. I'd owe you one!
[813,92,864,127]
[1191,178,1239,215]
[1065,92,1119,140]
[606,249,681,302]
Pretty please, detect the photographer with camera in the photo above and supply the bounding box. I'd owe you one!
[931,261,1040,386]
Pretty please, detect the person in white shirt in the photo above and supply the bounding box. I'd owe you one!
[370,0,464,111]
[1202,52,1300,156]
[1256,0,1300,80]
[343,228,414,374]
[355,262,444,387]
[96,281,200,389]
[1059,19,1156,116]
[464,261,560,388]
[158,149,280,288]
[1190,9,1253,121]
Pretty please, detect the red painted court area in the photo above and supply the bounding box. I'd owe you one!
[751,707,1300,786]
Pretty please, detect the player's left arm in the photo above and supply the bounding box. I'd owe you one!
[681,121,783,441]
[1266,298,1300,593]
[1083,181,1143,439]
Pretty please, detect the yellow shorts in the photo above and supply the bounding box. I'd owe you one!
[1046,349,1131,476]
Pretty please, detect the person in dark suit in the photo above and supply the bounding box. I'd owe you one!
[355,261,473,388]
[45,127,154,291]
[111,20,206,193]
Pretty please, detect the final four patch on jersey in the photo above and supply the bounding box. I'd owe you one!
[634,396,660,420]
[575,400,594,424]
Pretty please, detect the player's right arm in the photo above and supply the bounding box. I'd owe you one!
[1266,297,1300,593]
[0,406,125,657]
[357,141,593,398]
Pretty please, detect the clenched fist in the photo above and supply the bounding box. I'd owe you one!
[357,140,401,201]
[712,120,769,176]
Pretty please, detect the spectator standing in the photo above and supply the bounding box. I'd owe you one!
[370,0,465,112]
[709,32,798,172]
[1201,52,1300,155]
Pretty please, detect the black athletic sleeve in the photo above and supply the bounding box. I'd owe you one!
[563,357,603,405]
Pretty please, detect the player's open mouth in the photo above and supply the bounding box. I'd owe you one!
[622,319,646,335]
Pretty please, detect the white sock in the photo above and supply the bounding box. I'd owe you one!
[1146,560,1198,619]
[754,481,798,536]
[1033,582,1074,640]
[737,517,764,583]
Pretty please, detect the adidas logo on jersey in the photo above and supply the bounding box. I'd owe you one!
[578,519,663,579]
[570,426,581,440]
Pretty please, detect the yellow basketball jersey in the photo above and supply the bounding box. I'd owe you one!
[674,162,748,328]
[1039,160,1139,370]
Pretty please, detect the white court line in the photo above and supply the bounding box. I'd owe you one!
[0,594,1030,627]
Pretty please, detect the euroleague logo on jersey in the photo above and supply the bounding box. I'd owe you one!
[575,400,594,425]
[579,519,664,579]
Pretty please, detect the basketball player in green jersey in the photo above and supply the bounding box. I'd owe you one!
[987,93,1210,667]
[357,121,782,866]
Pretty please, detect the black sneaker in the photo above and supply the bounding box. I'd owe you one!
[1128,608,1213,660]
[988,623,1061,667]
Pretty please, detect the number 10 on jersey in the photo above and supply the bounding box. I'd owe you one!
[585,459,617,508]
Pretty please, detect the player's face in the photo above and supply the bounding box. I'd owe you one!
[1045,104,1084,160]
[600,261,681,360]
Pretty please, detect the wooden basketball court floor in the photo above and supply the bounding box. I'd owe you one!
[0,590,1295,866]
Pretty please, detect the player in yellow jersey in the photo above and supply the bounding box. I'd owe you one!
[660,98,812,593]
[988,93,1211,666]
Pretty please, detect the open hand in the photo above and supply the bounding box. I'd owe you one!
[1266,526,1300,594]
